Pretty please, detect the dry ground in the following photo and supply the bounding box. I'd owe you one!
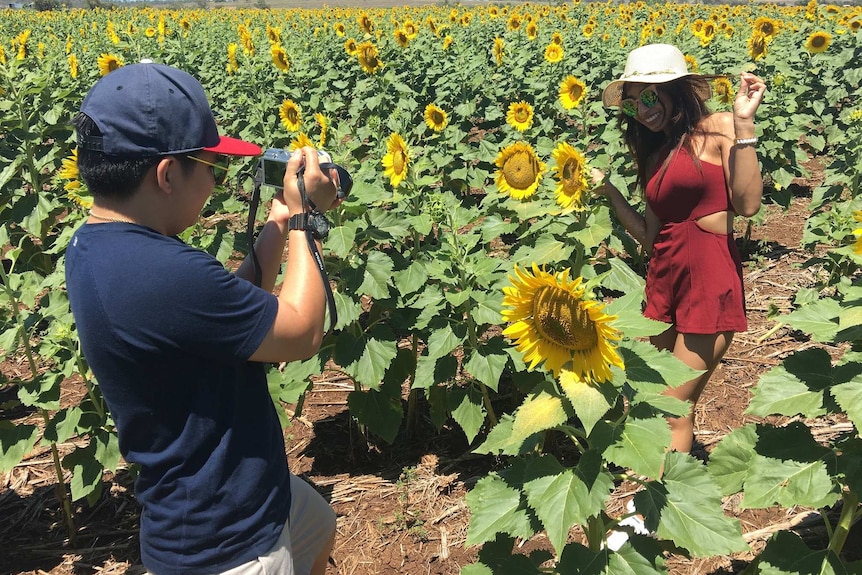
[2,188,861,574]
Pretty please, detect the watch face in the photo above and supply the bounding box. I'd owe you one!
[310,212,330,239]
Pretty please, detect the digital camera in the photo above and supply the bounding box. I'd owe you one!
[259,148,353,200]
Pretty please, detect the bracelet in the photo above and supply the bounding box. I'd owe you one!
[735,136,758,146]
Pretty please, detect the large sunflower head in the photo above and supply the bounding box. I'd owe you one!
[544,42,564,63]
[279,99,302,132]
[382,132,410,188]
[526,21,539,40]
[559,75,586,110]
[502,264,624,381]
[506,100,534,132]
[334,22,346,37]
[804,30,831,53]
[552,142,588,210]
[424,104,448,132]
[394,29,410,47]
[315,112,328,147]
[356,41,383,74]
[97,53,123,76]
[494,141,545,200]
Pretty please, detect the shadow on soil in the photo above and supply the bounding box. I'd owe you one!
[0,469,141,575]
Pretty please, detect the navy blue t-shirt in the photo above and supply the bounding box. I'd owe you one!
[65,223,289,575]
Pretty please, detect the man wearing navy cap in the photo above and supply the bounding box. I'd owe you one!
[65,62,337,575]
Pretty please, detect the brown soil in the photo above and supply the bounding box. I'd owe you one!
[2,185,860,575]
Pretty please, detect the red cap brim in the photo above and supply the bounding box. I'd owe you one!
[204,135,262,157]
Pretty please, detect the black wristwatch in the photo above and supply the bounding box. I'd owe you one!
[288,210,330,240]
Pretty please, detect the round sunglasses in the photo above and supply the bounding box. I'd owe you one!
[620,85,659,118]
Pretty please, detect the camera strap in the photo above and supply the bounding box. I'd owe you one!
[296,167,338,335]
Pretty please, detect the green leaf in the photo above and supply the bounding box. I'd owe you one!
[590,416,670,479]
[741,422,840,509]
[607,542,667,575]
[747,349,831,418]
[470,290,503,327]
[707,424,758,495]
[0,421,39,473]
[602,257,646,297]
[604,291,666,339]
[63,441,105,503]
[619,340,702,391]
[572,209,613,250]
[640,452,748,556]
[522,453,613,556]
[831,379,862,430]
[392,260,429,296]
[560,377,615,435]
[18,372,62,410]
[451,384,485,444]
[427,324,465,360]
[413,354,458,390]
[757,531,848,575]
[511,385,568,446]
[464,347,508,392]
[555,543,607,575]
[783,299,841,343]
[358,251,394,299]
[327,222,358,259]
[353,336,399,390]
[465,474,535,546]
[347,388,403,443]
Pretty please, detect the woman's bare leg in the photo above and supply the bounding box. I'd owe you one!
[651,327,734,453]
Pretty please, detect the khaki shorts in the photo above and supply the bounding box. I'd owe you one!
[147,474,336,575]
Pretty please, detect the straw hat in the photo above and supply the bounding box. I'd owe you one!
[602,44,712,108]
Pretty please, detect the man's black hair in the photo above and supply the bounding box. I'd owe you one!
[72,112,196,200]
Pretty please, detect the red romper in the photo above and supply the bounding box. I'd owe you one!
[643,147,747,334]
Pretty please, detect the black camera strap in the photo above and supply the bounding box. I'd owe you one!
[295,167,338,335]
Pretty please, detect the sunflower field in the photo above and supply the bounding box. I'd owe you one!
[2,0,862,572]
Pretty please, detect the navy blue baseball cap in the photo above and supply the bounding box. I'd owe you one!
[77,61,261,157]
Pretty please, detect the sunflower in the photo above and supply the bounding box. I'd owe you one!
[559,75,586,109]
[502,264,623,381]
[712,76,733,105]
[271,44,289,72]
[544,42,563,63]
[507,14,522,31]
[358,13,374,35]
[424,104,448,132]
[394,29,410,47]
[551,31,563,45]
[494,141,545,200]
[526,21,539,40]
[59,149,93,209]
[748,32,768,61]
[344,38,359,56]
[493,37,504,66]
[356,41,382,74]
[290,132,314,150]
[685,54,698,71]
[804,31,831,53]
[334,22,346,37]
[97,53,123,76]
[382,132,410,188]
[443,35,454,50]
[227,43,239,74]
[403,20,419,39]
[315,112,328,148]
[279,99,302,132]
[145,26,156,38]
[753,16,780,40]
[506,101,534,132]
[552,142,588,210]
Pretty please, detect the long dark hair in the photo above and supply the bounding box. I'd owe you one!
[617,76,716,192]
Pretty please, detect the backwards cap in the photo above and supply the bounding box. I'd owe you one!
[78,62,261,157]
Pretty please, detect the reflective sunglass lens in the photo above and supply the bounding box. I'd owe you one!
[621,100,638,117]
[640,87,658,107]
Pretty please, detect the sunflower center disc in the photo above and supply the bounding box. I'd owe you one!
[532,286,598,351]
[503,151,539,190]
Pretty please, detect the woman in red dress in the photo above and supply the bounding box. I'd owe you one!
[593,44,767,453]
